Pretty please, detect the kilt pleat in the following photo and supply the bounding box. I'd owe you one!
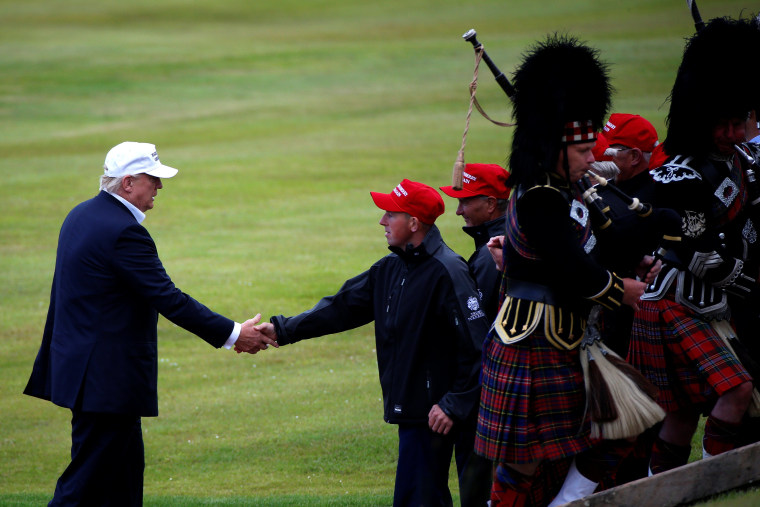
[629,296,751,413]
[475,328,592,464]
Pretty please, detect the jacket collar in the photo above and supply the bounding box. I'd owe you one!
[462,215,506,248]
[389,224,443,262]
[100,190,143,222]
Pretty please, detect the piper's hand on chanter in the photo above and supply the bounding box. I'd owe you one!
[235,314,279,354]
[622,278,647,312]
[487,235,505,271]
[636,255,662,284]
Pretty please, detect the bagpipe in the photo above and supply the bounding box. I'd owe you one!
[456,29,677,438]
[578,171,682,274]
[459,29,682,276]
[450,29,515,190]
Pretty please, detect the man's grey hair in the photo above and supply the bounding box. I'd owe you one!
[100,171,142,193]
[100,174,122,193]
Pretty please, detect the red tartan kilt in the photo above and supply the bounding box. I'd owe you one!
[629,296,752,413]
[475,328,594,464]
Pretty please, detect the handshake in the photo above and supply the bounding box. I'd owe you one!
[234,314,279,354]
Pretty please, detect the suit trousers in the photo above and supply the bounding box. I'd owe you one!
[50,410,144,507]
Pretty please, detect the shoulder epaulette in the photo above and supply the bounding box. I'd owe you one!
[650,155,701,184]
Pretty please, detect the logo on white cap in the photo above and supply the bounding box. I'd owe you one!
[104,142,179,179]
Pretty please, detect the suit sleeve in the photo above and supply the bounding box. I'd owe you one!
[23,276,57,400]
[114,224,234,347]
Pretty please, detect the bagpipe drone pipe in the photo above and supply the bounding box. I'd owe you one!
[460,28,683,274]
[577,171,682,277]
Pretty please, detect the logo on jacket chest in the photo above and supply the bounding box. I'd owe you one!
[466,296,485,321]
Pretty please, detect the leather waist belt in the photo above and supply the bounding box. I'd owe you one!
[505,278,559,306]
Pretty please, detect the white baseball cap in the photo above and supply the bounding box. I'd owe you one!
[104,142,179,179]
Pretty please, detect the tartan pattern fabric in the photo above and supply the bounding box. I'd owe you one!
[561,120,597,143]
[628,295,752,412]
[505,192,539,261]
[475,328,593,464]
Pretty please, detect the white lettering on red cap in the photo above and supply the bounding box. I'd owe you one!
[394,184,408,197]
[462,172,477,184]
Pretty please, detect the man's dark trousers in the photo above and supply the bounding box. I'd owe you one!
[50,411,144,506]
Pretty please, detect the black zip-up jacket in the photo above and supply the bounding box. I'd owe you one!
[462,215,506,323]
[271,225,489,425]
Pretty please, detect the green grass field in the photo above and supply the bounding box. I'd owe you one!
[2,0,757,505]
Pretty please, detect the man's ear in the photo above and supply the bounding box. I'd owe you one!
[409,216,420,232]
[486,196,498,213]
[630,148,643,165]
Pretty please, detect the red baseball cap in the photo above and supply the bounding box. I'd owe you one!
[371,179,445,225]
[649,143,670,170]
[603,113,658,152]
[592,132,613,162]
[439,163,510,199]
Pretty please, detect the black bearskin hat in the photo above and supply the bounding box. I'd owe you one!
[508,34,612,189]
[664,16,760,157]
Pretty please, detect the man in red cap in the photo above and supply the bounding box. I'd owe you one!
[601,113,660,202]
[253,179,490,506]
[440,163,510,323]
[589,113,670,358]
[440,163,510,506]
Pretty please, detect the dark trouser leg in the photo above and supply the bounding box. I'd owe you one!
[394,424,454,507]
[50,410,144,507]
[454,412,492,507]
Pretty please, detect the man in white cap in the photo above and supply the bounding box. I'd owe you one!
[24,142,277,506]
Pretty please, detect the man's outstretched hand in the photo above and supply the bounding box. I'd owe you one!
[235,314,279,354]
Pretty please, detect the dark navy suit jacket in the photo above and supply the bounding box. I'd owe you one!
[24,191,234,417]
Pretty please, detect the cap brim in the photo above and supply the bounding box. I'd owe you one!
[370,191,405,213]
[143,164,179,178]
[439,185,478,198]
